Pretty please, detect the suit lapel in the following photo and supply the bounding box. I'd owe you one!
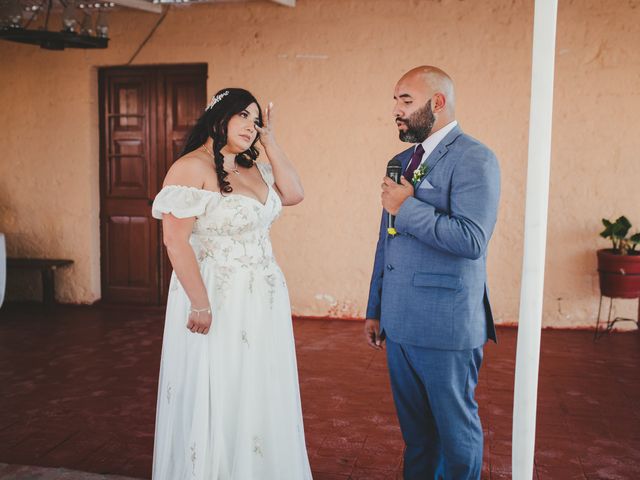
[397,147,414,172]
[414,125,463,190]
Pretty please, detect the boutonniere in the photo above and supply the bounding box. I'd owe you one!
[412,163,429,185]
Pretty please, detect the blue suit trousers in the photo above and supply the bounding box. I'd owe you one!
[386,337,484,480]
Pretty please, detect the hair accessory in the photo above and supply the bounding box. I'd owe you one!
[205,90,229,111]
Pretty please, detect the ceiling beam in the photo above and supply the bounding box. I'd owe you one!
[112,0,163,14]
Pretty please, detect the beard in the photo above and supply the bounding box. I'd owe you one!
[397,99,435,143]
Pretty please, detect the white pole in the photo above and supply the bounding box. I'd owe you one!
[512,1,558,479]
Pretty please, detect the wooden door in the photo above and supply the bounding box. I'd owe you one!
[99,64,207,304]
[158,67,208,301]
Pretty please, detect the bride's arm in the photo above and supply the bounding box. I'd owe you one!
[162,215,210,315]
[161,158,212,335]
[256,103,304,206]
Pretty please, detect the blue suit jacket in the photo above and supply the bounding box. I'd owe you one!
[366,125,500,350]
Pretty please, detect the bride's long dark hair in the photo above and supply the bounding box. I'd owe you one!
[180,88,263,194]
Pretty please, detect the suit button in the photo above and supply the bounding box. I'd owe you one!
[386,264,394,271]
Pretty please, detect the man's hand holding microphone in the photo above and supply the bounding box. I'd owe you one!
[364,159,415,350]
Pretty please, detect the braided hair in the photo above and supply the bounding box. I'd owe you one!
[180,88,263,194]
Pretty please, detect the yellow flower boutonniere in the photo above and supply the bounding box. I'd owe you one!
[412,163,429,185]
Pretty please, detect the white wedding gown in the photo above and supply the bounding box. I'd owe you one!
[150,163,312,480]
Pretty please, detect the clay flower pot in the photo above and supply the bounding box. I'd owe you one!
[597,249,640,298]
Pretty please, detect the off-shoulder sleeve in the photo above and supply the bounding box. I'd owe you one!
[151,185,215,219]
[256,162,275,186]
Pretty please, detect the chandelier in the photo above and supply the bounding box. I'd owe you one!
[0,0,112,49]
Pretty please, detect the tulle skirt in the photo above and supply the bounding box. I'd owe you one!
[152,260,312,480]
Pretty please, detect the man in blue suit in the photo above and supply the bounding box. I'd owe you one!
[365,66,500,479]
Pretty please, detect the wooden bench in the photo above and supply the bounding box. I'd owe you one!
[7,258,74,308]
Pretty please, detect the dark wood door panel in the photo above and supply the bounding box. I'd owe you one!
[108,150,147,195]
[99,64,207,305]
[100,67,158,304]
[104,216,152,284]
[105,72,153,199]
[111,80,144,130]
[158,66,207,184]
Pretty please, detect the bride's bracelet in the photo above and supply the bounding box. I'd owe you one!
[189,306,211,316]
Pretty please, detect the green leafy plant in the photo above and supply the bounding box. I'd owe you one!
[600,216,640,255]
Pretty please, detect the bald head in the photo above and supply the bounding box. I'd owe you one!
[393,66,456,142]
[400,66,455,112]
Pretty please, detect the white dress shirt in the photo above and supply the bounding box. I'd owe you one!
[405,120,458,174]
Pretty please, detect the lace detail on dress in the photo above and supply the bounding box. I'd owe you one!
[253,436,264,457]
[190,442,197,476]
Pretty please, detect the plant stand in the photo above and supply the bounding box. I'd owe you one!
[593,294,640,341]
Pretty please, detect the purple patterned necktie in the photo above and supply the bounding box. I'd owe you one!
[403,144,425,182]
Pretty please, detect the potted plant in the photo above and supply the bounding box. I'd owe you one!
[597,216,640,299]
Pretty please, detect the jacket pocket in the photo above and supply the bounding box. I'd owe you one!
[415,185,443,207]
[413,273,461,290]
[409,273,459,342]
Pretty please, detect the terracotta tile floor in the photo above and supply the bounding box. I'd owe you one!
[0,304,639,480]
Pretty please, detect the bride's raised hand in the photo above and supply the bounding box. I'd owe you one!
[256,101,276,148]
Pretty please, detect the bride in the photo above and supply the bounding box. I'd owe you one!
[151,88,312,479]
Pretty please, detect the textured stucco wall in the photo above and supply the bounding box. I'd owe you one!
[0,58,101,302]
[1,0,639,327]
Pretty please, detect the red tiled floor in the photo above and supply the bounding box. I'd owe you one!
[0,304,639,479]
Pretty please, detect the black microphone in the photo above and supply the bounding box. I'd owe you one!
[386,158,402,235]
